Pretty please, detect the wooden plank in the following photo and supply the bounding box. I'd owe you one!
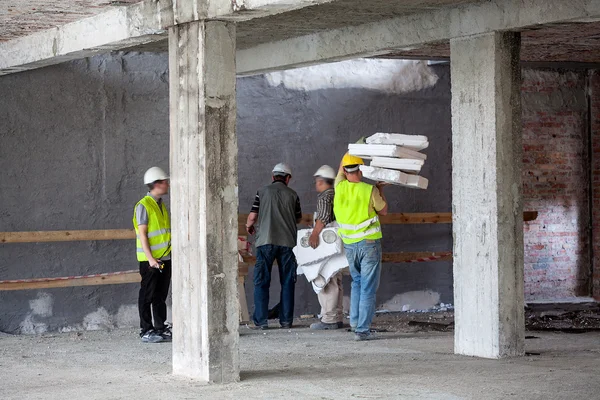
[0,252,449,291]
[0,229,136,243]
[0,272,140,291]
[0,212,538,244]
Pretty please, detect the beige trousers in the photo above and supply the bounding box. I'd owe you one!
[317,272,344,323]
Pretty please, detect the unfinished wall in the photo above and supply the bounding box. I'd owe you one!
[0,53,453,333]
[522,69,590,300]
[0,52,595,333]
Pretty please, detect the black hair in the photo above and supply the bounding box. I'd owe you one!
[273,174,290,182]
[319,178,334,186]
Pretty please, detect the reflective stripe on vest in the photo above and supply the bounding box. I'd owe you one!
[336,216,380,231]
[333,180,383,245]
[133,196,171,262]
[339,226,382,240]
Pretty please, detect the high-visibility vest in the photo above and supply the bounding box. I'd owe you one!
[133,196,171,261]
[333,180,382,244]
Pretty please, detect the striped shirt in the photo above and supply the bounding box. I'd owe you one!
[315,188,335,225]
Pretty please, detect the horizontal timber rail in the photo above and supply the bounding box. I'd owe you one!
[0,212,538,244]
[0,252,451,291]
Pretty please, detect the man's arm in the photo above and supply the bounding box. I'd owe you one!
[138,224,159,267]
[246,191,260,235]
[295,197,302,224]
[372,184,389,216]
[246,212,258,235]
[335,154,347,188]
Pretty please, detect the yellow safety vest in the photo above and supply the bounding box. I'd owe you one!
[133,196,171,261]
[333,180,382,244]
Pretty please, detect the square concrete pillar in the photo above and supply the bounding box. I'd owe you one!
[450,32,524,358]
[168,20,239,382]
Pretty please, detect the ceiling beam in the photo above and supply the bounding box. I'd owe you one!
[236,0,600,75]
[0,0,335,76]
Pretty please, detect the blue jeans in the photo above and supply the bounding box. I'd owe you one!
[344,239,382,334]
[253,245,297,326]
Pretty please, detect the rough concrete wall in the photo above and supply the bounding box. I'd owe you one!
[590,71,600,300]
[0,53,453,333]
[1,52,593,333]
[0,53,171,333]
[522,69,590,300]
[239,63,454,315]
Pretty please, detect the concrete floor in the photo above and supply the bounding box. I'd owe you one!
[2,325,599,399]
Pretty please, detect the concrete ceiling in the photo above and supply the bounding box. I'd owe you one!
[235,0,477,49]
[0,0,138,41]
[386,22,600,63]
[3,0,600,64]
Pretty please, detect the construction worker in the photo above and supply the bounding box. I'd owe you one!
[133,167,172,343]
[334,154,388,341]
[246,163,302,329]
[309,165,345,330]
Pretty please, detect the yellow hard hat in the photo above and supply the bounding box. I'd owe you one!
[341,153,364,167]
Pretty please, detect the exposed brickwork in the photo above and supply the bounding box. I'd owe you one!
[522,69,590,300]
[590,71,600,299]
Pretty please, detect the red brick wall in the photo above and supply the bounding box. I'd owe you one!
[522,69,590,300]
[590,71,600,299]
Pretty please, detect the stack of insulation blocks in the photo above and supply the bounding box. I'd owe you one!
[348,133,429,189]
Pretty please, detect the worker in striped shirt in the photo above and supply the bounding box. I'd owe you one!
[309,165,345,330]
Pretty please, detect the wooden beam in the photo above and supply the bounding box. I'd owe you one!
[0,229,136,243]
[0,272,140,291]
[0,212,538,244]
[0,251,451,291]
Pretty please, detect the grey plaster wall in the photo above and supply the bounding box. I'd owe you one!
[0,52,452,333]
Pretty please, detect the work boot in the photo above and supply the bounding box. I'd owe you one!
[310,321,344,330]
[140,329,164,343]
[280,322,293,329]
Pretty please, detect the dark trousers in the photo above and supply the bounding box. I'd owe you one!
[253,245,297,326]
[138,259,171,333]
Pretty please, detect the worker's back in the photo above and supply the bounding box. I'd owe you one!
[255,181,300,248]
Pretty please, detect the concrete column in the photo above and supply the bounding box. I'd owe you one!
[169,20,239,382]
[450,32,524,358]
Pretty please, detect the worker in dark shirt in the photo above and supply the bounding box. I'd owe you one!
[246,163,302,329]
[309,165,344,330]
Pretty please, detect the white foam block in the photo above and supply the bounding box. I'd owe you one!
[349,143,427,161]
[360,165,429,189]
[369,156,423,172]
[366,133,429,151]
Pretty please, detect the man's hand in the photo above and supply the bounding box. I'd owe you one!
[376,181,389,191]
[148,257,159,269]
[309,231,320,249]
[246,225,256,235]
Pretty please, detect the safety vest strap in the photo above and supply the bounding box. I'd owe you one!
[336,216,379,231]
[339,226,382,240]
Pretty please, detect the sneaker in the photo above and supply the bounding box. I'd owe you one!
[141,329,164,343]
[310,321,344,330]
[248,323,269,330]
[280,322,293,329]
[157,326,172,342]
[354,331,376,341]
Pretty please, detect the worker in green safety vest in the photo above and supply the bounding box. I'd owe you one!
[133,166,172,344]
[333,153,388,341]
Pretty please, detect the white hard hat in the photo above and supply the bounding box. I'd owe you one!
[313,165,336,180]
[143,167,169,185]
[272,163,292,176]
